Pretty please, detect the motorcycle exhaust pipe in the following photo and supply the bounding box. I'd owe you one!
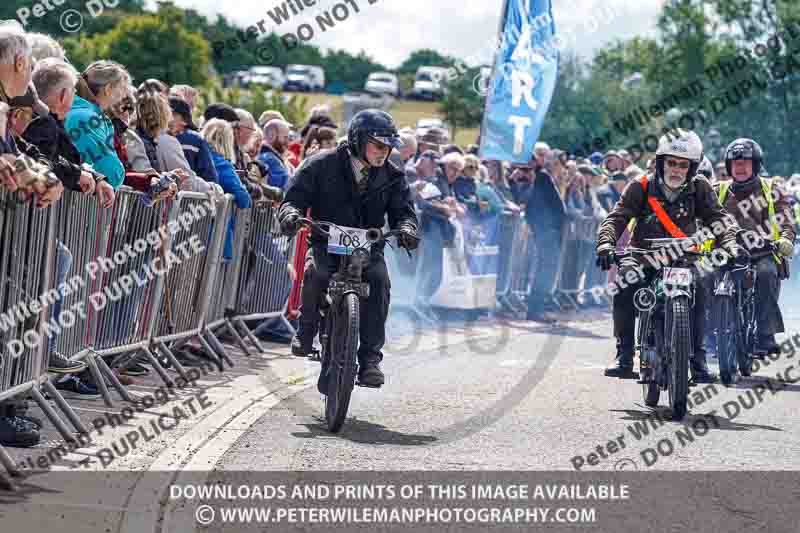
[366,228,382,242]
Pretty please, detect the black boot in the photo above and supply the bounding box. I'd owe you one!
[291,334,314,357]
[357,353,385,388]
[604,345,638,378]
[0,402,40,448]
[755,334,779,356]
[690,352,718,384]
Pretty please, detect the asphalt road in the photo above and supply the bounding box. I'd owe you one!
[215,294,800,473]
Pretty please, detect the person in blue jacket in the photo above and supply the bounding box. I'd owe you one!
[168,97,218,183]
[65,61,131,190]
[200,118,252,259]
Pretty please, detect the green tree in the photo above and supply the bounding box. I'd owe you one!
[90,14,212,86]
[439,66,484,141]
[397,49,455,76]
[0,0,145,36]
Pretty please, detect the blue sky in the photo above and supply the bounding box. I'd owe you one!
[152,0,665,68]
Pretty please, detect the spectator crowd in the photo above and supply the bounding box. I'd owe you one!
[5,18,800,453]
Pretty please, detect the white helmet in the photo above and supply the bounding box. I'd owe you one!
[655,129,703,162]
[655,129,704,182]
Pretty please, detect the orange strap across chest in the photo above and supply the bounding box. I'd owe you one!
[639,175,688,239]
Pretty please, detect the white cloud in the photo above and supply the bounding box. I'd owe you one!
[154,0,664,69]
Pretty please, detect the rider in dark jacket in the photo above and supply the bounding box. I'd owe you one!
[596,130,740,384]
[277,110,419,388]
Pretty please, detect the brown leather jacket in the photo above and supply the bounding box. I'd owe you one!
[713,177,796,244]
[597,173,739,252]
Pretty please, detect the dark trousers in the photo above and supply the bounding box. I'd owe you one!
[527,227,562,316]
[612,257,707,366]
[298,245,390,363]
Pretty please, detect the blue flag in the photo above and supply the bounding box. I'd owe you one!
[479,0,559,163]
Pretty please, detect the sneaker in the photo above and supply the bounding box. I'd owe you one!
[120,362,150,377]
[0,415,40,448]
[48,351,87,374]
[54,375,101,399]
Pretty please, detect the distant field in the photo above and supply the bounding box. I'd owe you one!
[285,92,480,147]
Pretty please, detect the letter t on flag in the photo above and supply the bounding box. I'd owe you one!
[479,0,559,163]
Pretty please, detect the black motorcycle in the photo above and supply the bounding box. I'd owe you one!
[713,242,775,385]
[297,218,411,433]
[620,237,702,420]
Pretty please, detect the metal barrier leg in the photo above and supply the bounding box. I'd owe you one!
[197,333,224,371]
[224,319,252,356]
[138,347,175,388]
[97,355,137,404]
[205,328,234,369]
[29,387,77,445]
[155,341,189,381]
[42,380,89,435]
[87,354,115,408]
[235,318,264,353]
[278,315,296,336]
[0,446,20,479]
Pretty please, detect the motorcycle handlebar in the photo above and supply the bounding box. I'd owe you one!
[297,218,409,247]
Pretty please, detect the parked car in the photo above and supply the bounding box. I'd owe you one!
[416,117,450,140]
[246,66,285,89]
[283,64,326,92]
[364,72,400,97]
[223,70,250,88]
[411,66,450,100]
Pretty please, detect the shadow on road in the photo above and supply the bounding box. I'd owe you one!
[611,407,784,432]
[292,418,438,446]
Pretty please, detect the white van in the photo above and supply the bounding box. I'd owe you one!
[364,72,400,97]
[246,66,285,89]
[412,66,450,100]
[283,64,326,92]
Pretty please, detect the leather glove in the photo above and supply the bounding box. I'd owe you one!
[397,226,420,251]
[596,243,616,271]
[776,238,794,257]
[279,209,301,237]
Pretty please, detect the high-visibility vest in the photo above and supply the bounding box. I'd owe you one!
[702,178,781,258]
[718,178,780,240]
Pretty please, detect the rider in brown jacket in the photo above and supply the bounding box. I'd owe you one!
[596,130,740,383]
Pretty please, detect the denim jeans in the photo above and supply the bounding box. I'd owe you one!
[47,241,73,355]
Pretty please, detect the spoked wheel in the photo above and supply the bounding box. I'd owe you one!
[324,292,360,433]
[667,296,691,420]
[644,314,663,407]
[715,295,738,386]
[739,294,756,376]
[638,309,660,407]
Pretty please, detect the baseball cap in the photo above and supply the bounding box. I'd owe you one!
[603,150,620,161]
[204,103,239,123]
[169,97,198,130]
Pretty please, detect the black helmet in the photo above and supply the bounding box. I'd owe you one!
[724,138,762,178]
[347,109,402,160]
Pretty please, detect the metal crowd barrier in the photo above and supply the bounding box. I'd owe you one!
[494,211,527,314]
[508,219,533,306]
[52,190,112,362]
[553,212,606,311]
[148,191,234,374]
[0,190,89,477]
[226,202,295,347]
